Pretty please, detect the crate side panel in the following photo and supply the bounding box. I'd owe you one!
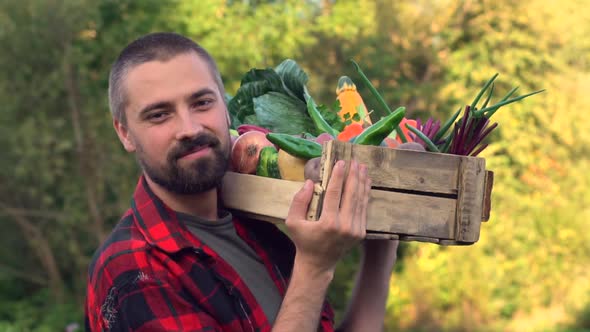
[328,141,464,195]
[221,172,300,222]
[367,189,457,239]
[455,157,486,242]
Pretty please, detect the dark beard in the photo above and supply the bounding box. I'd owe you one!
[136,132,230,194]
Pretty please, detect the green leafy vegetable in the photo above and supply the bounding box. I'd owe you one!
[275,59,309,101]
[303,89,340,137]
[253,92,317,135]
[227,68,282,127]
[317,100,345,132]
[228,59,325,135]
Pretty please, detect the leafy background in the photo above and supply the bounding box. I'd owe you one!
[1,0,589,331]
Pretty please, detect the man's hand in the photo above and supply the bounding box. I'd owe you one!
[286,159,370,274]
[272,159,371,332]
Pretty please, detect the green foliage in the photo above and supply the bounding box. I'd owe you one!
[174,0,316,94]
[0,285,82,332]
[317,100,345,132]
[1,0,589,331]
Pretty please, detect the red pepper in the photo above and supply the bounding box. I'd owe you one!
[337,123,364,142]
[395,118,417,143]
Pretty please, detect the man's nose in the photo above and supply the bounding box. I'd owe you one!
[175,110,203,141]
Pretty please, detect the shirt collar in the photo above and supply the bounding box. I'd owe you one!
[130,175,201,254]
[130,175,261,257]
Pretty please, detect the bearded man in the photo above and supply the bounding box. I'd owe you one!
[85,32,398,332]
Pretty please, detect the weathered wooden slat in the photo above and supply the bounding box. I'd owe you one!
[366,189,456,239]
[222,172,457,239]
[325,140,462,195]
[306,138,352,221]
[398,236,440,244]
[482,171,494,222]
[221,172,301,223]
[454,156,486,242]
[365,232,400,240]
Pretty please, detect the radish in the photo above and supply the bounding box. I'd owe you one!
[315,133,334,145]
[396,142,426,151]
[237,124,271,136]
[304,157,322,183]
[231,131,274,174]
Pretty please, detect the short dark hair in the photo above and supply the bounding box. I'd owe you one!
[108,32,225,124]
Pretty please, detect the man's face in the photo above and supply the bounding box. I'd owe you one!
[114,53,231,194]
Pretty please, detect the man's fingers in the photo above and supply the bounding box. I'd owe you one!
[321,160,346,218]
[286,180,314,223]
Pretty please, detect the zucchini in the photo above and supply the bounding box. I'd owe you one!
[256,146,281,179]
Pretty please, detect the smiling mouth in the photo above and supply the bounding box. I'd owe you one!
[178,145,211,160]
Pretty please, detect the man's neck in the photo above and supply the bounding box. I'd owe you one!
[144,175,219,221]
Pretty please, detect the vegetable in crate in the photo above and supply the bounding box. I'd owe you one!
[304,157,322,183]
[396,142,426,152]
[350,59,408,142]
[228,59,344,136]
[266,133,323,159]
[315,133,335,145]
[237,124,271,135]
[337,123,364,142]
[256,146,281,179]
[231,131,274,174]
[428,74,545,156]
[336,76,371,126]
[382,137,400,148]
[394,118,417,144]
[304,89,340,137]
[404,119,442,153]
[277,149,307,181]
[353,107,406,146]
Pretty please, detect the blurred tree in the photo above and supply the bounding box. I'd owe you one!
[301,0,451,121]
[379,0,590,331]
[0,0,182,325]
[1,0,589,331]
[174,0,317,94]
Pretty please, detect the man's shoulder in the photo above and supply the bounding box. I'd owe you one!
[87,210,152,285]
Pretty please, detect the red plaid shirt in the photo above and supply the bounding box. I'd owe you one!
[85,176,335,331]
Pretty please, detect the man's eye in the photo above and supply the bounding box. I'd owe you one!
[147,112,169,121]
[192,99,214,110]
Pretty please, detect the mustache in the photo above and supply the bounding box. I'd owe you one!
[169,133,221,160]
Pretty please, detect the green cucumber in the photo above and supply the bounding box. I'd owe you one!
[256,146,281,179]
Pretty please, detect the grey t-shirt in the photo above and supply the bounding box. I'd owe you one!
[178,211,282,325]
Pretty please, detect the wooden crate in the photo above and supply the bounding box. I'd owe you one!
[221,140,493,245]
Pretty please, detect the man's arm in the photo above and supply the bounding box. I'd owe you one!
[272,160,370,332]
[337,240,399,332]
[271,255,335,331]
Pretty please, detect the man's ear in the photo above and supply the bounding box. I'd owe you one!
[113,118,136,152]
